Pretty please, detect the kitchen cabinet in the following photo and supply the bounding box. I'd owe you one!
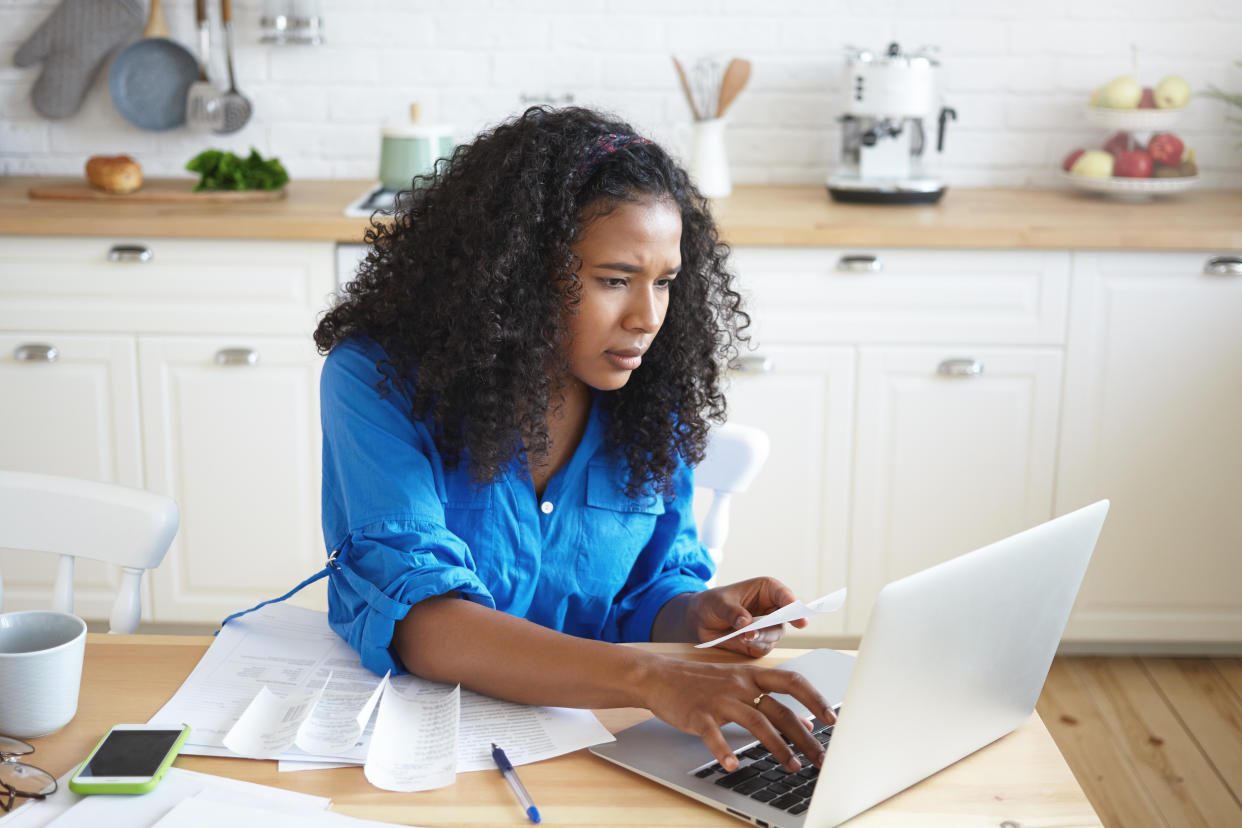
[138,336,326,623]
[0,333,143,619]
[1055,251,1242,643]
[707,345,855,636]
[848,346,1062,631]
[721,247,1070,638]
[0,237,336,625]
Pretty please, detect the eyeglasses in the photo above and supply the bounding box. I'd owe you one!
[0,735,57,812]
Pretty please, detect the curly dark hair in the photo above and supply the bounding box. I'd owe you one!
[315,106,748,496]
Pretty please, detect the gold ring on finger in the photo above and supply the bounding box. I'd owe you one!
[752,692,768,707]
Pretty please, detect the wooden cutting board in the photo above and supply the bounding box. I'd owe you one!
[28,179,287,202]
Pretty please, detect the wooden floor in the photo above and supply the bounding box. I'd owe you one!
[1037,656,1242,828]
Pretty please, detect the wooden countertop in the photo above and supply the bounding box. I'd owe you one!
[2,175,1240,250]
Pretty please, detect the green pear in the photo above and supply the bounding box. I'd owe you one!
[1071,150,1115,177]
[1098,75,1142,109]
[1154,75,1191,109]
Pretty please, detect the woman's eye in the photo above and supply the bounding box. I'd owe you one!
[656,277,676,289]
[599,277,627,288]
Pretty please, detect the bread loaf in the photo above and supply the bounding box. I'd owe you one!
[85,155,143,194]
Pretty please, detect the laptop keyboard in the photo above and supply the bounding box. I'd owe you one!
[691,717,834,817]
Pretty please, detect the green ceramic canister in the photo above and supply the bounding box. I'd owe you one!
[378,105,455,191]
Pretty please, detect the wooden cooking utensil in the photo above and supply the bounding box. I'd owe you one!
[716,57,752,118]
[672,56,701,120]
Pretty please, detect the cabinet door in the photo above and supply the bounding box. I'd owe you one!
[848,346,1063,633]
[1057,252,1242,642]
[139,336,325,623]
[701,345,855,636]
[0,333,145,618]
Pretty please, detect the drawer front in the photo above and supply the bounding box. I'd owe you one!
[729,247,1070,346]
[0,237,336,335]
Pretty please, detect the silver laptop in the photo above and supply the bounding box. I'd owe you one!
[592,500,1109,828]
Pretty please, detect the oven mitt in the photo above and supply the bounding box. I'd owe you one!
[13,0,144,119]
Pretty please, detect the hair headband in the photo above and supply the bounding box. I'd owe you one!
[575,133,652,188]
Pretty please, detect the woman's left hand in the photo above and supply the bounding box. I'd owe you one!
[682,577,807,658]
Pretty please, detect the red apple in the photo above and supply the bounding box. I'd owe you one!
[1147,132,1185,166]
[1061,148,1086,171]
[1102,131,1134,157]
[1114,149,1154,178]
[1138,87,1156,108]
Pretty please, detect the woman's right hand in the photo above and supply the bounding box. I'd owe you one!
[639,654,835,773]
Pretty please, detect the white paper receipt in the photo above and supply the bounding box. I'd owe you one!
[695,588,847,649]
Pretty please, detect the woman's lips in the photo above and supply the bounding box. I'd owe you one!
[605,350,643,371]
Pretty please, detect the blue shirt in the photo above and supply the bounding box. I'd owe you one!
[320,338,714,675]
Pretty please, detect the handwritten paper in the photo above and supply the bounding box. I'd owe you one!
[696,588,847,648]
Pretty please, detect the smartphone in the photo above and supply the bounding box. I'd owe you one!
[68,723,191,795]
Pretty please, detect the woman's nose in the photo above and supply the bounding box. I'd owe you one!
[624,288,664,333]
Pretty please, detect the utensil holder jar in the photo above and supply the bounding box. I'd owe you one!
[688,118,731,198]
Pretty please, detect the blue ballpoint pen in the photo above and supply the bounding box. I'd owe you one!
[491,742,541,824]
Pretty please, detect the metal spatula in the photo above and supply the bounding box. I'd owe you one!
[186,0,224,131]
[215,0,252,133]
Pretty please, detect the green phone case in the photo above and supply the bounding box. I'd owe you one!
[68,725,191,795]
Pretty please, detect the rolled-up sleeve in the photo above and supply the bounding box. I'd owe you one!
[605,458,715,642]
[320,340,494,675]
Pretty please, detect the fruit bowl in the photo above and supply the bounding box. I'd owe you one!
[1062,171,1198,200]
[1083,104,1185,131]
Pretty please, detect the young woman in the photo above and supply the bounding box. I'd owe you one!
[313,106,832,773]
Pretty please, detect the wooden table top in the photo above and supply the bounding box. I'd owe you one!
[2,175,1239,250]
[23,634,1103,827]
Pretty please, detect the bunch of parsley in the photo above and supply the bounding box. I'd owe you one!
[185,148,289,192]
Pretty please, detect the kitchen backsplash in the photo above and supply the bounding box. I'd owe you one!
[2,0,1240,188]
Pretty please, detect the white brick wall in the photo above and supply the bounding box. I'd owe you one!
[2,0,1240,187]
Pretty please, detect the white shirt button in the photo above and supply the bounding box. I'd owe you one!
[540,501,554,515]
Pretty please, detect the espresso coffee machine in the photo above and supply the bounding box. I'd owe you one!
[827,43,956,204]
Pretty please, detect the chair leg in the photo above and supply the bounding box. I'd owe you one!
[52,554,75,614]
[109,566,145,634]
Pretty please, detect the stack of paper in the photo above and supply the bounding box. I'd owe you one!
[149,604,615,791]
[0,767,389,828]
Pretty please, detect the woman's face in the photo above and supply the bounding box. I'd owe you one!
[563,197,683,392]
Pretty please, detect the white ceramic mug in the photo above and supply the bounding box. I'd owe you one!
[0,610,87,738]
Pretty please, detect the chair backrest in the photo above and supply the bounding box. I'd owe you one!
[0,471,179,633]
[694,423,770,582]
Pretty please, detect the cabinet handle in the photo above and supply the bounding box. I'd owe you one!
[937,358,983,377]
[1204,256,1242,277]
[836,254,882,273]
[732,355,774,374]
[107,244,153,263]
[13,343,59,363]
[215,348,259,366]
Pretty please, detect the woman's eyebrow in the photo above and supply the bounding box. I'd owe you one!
[593,261,681,275]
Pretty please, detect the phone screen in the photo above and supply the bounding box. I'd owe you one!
[76,729,185,778]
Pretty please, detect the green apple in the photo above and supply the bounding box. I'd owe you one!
[1071,150,1115,177]
[1154,75,1191,109]
[1097,75,1142,109]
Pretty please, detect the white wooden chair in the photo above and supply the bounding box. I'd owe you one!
[0,470,179,634]
[695,423,770,584]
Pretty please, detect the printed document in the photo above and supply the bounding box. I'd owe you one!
[149,604,614,791]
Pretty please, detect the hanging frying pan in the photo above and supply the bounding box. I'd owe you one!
[109,0,198,130]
